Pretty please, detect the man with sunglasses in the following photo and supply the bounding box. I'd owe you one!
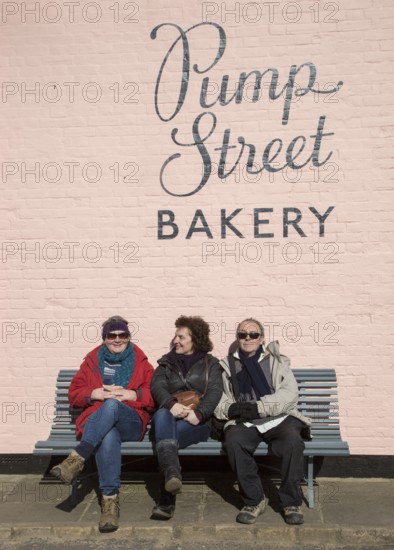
[214,318,311,526]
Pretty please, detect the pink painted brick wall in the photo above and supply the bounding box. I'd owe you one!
[0,0,393,454]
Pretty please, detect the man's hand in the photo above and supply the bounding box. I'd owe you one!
[228,402,259,421]
[228,403,243,419]
[170,402,191,419]
[238,402,259,421]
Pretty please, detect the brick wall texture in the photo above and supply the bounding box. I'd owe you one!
[0,0,393,454]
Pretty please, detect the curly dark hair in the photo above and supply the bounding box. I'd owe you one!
[175,315,213,353]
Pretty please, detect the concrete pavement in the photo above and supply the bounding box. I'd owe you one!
[0,474,393,549]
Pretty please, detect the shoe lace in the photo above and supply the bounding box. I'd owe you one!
[67,455,84,469]
[243,505,258,512]
[102,497,119,514]
[285,506,300,513]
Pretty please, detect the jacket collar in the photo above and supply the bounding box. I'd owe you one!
[234,346,265,362]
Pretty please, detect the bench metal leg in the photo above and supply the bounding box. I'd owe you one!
[307,456,314,509]
[71,480,78,508]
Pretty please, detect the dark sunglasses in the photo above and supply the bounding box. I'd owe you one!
[106,332,130,341]
[237,331,261,340]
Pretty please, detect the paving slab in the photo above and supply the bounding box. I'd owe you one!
[321,478,392,527]
[0,476,393,549]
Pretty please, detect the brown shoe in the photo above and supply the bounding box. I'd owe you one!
[151,504,175,520]
[236,499,266,524]
[50,450,85,484]
[283,505,304,525]
[99,494,120,533]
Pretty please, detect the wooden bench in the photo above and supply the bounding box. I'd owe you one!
[34,368,349,509]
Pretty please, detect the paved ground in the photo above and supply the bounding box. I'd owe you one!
[0,475,393,549]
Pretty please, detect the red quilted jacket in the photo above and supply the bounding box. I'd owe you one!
[68,344,155,439]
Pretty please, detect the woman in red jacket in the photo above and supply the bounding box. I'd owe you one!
[50,315,154,533]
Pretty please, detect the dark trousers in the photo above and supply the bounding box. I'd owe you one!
[224,416,305,508]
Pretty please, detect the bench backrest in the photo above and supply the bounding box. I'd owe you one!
[52,368,343,440]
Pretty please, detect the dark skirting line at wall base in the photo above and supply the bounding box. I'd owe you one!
[0,454,393,478]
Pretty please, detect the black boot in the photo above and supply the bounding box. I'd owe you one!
[151,477,176,520]
[156,439,182,495]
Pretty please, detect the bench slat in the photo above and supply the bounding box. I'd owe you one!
[34,438,349,455]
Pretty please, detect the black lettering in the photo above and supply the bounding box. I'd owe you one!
[160,112,216,197]
[221,208,243,238]
[151,21,226,121]
[310,116,334,167]
[309,206,335,237]
[283,208,306,237]
[157,210,179,240]
[186,209,213,239]
[254,208,274,238]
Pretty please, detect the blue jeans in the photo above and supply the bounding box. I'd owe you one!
[152,408,210,448]
[81,399,142,496]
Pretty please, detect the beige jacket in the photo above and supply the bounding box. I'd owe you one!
[214,340,311,429]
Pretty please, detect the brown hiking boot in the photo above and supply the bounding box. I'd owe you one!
[99,494,120,532]
[50,450,85,484]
